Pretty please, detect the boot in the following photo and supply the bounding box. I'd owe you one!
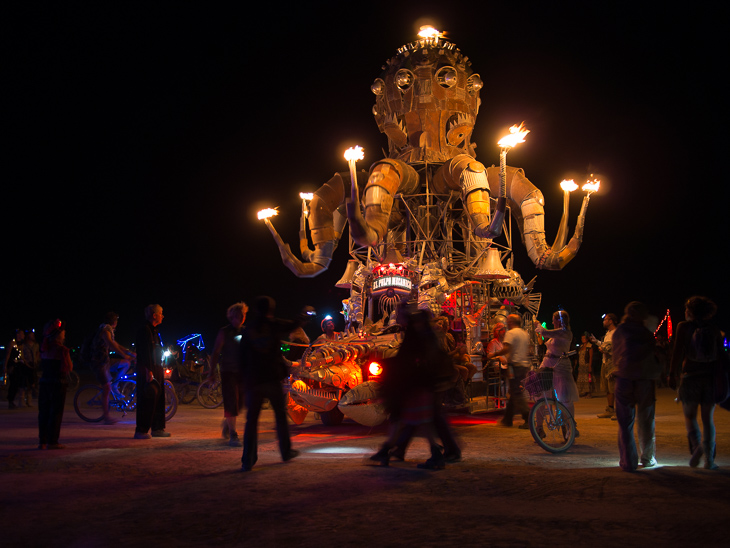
[688,434,703,468]
[703,442,718,470]
[597,406,615,419]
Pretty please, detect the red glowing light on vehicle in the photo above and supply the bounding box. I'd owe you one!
[368,362,383,376]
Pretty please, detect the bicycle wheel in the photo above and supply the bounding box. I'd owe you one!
[197,379,223,409]
[528,398,575,453]
[74,385,104,422]
[164,380,178,421]
[177,382,197,404]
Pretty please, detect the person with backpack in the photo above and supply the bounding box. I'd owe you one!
[669,296,726,469]
[90,312,136,424]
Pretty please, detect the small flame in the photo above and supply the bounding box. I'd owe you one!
[299,192,314,201]
[560,179,578,192]
[344,146,364,162]
[257,208,278,220]
[498,123,530,148]
[582,178,601,193]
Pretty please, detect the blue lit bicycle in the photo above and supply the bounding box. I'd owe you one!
[74,375,137,422]
[74,374,178,422]
[524,368,576,453]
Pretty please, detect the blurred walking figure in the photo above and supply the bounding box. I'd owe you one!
[591,313,618,419]
[90,312,136,424]
[612,301,661,471]
[487,314,531,428]
[38,319,73,449]
[134,304,169,439]
[369,308,456,469]
[670,296,726,469]
[209,301,248,446]
[239,296,300,471]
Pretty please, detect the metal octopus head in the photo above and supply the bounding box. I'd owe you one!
[371,27,483,163]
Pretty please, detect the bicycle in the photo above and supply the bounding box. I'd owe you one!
[74,375,137,422]
[523,368,576,453]
[74,375,178,422]
[197,378,223,409]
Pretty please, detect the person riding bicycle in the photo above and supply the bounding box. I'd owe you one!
[90,312,136,424]
[534,310,580,436]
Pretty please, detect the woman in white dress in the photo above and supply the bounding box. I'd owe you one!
[534,311,580,429]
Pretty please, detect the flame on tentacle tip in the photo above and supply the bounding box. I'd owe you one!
[560,180,578,192]
[344,146,364,162]
[257,208,279,220]
[498,123,530,148]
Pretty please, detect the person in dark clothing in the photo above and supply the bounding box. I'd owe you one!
[209,301,248,446]
[369,309,457,469]
[669,295,725,470]
[134,304,169,439]
[612,301,661,471]
[38,319,73,449]
[239,296,300,472]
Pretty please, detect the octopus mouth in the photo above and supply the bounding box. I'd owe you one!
[383,113,408,147]
[446,113,474,146]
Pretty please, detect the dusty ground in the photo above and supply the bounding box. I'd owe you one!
[2,385,729,548]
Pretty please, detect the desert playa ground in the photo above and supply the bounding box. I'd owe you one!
[2,386,729,547]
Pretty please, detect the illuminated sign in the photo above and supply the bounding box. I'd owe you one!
[372,276,412,291]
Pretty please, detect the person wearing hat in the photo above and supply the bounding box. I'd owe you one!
[38,319,73,449]
[314,316,342,344]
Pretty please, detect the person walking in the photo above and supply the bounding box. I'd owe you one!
[209,301,248,446]
[134,304,169,439]
[239,296,300,472]
[369,309,457,469]
[669,296,726,469]
[487,314,531,428]
[612,301,661,471]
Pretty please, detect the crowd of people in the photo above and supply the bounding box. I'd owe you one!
[4,294,726,472]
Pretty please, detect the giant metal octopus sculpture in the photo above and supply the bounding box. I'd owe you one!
[262,27,599,426]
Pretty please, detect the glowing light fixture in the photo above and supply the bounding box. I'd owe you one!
[368,361,383,376]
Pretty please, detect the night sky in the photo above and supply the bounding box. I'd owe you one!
[4,2,727,349]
